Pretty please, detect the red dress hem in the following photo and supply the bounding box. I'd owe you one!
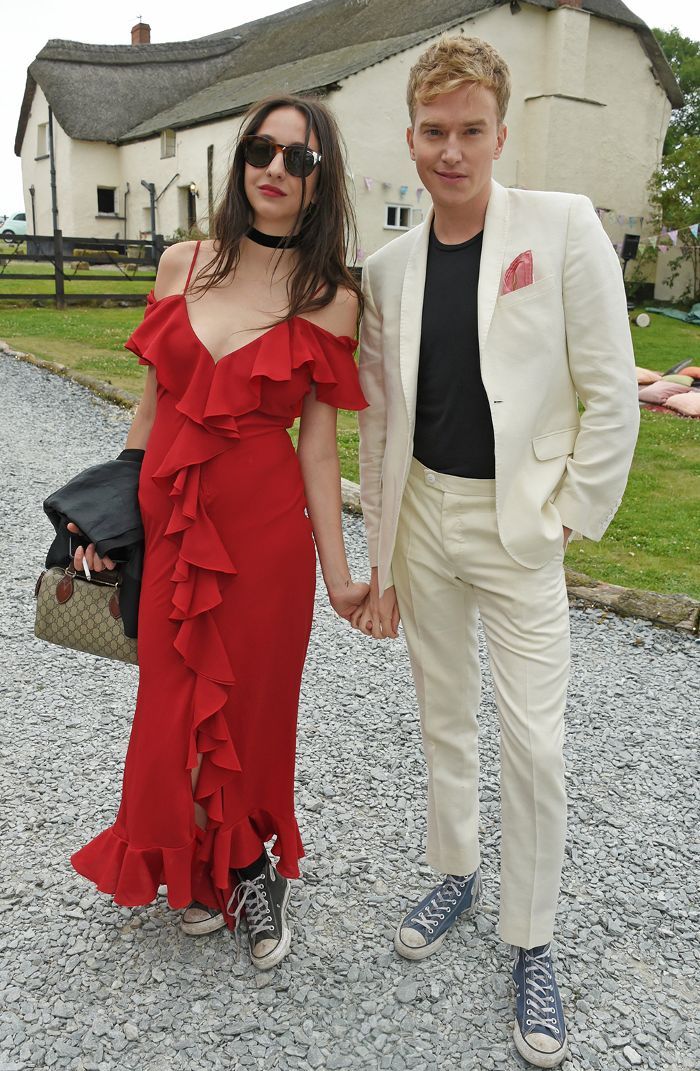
[71,809,304,918]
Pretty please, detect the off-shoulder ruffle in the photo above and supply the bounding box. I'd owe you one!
[124,291,368,419]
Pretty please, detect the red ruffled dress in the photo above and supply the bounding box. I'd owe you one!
[71,252,367,924]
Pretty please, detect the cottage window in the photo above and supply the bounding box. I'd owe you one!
[385,204,412,230]
[36,123,48,157]
[97,187,117,214]
[161,129,176,158]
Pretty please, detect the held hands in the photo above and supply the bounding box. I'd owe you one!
[328,578,371,623]
[351,567,400,640]
[66,521,116,576]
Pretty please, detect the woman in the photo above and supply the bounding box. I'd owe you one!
[69,95,369,971]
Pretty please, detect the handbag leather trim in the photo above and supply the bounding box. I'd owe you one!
[56,573,74,604]
[109,593,122,620]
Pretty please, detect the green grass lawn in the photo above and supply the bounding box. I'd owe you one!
[565,307,699,597]
[1,302,698,597]
[0,255,154,297]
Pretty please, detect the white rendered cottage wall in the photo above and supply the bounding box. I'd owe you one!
[63,139,122,239]
[332,3,671,264]
[118,116,244,242]
[20,85,69,236]
[20,87,124,240]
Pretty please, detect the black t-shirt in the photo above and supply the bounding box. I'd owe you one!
[413,226,495,479]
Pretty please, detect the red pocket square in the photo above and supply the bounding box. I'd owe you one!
[502,250,534,294]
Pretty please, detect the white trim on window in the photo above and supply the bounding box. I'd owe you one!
[36,122,48,157]
[384,203,413,230]
[160,129,176,159]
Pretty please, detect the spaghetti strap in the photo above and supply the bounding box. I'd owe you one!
[183,240,202,294]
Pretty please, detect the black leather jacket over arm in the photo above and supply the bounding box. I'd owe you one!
[43,449,145,638]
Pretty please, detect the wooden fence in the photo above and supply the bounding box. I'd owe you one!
[0,231,167,308]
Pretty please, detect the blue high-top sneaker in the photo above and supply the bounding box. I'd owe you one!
[512,943,568,1068]
[394,869,481,960]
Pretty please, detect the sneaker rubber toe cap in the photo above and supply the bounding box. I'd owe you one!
[525,1031,565,1055]
[252,937,280,960]
[514,1025,568,1069]
[397,926,427,949]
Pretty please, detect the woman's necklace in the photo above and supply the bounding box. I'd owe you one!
[246,227,301,249]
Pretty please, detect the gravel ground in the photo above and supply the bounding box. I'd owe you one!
[1,351,698,1071]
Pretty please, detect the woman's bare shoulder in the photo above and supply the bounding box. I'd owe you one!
[154,240,215,300]
[305,284,359,338]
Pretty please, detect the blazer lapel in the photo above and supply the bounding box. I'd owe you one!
[478,180,510,351]
[399,210,433,425]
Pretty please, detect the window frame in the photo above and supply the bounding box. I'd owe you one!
[160,129,176,159]
[384,203,413,231]
[96,186,117,215]
[35,122,48,159]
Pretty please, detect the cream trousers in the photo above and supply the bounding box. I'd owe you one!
[392,458,570,948]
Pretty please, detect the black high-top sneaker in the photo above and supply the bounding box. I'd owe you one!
[227,859,291,970]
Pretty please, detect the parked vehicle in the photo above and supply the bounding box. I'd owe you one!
[2,212,27,242]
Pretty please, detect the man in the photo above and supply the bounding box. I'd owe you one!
[356,35,639,1068]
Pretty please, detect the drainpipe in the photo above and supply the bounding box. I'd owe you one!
[29,185,37,235]
[124,181,130,243]
[48,106,59,233]
[141,179,157,261]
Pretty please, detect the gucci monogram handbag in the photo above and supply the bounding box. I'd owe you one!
[34,563,139,665]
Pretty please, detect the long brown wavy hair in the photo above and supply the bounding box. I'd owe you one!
[191,94,362,323]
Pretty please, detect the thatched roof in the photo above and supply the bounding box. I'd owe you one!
[15,0,682,155]
[122,32,436,141]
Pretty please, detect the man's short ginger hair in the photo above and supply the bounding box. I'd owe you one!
[407,35,512,126]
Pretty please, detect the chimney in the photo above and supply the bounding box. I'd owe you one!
[131,21,151,45]
[555,0,583,7]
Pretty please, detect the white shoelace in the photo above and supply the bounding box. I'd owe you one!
[409,874,474,935]
[521,946,560,1035]
[226,874,274,939]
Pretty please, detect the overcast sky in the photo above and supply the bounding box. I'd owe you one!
[2,0,699,216]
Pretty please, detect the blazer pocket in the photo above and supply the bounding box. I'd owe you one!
[497,274,557,306]
[532,426,578,460]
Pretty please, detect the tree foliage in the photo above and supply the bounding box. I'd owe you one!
[648,28,700,302]
[649,136,700,229]
[655,27,700,154]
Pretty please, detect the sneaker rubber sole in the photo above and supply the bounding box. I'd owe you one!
[249,881,292,971]
[180,908,226,936]
[513,1022,568,1068]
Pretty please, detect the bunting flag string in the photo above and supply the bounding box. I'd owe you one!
[361,177,427,202]
[597,208,646,227]
[595,206,700,252]
[354,186,699,243]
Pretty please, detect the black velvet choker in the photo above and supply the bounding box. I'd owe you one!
[246,226,301,249]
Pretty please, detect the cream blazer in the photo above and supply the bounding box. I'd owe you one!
[358,180,640,593]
